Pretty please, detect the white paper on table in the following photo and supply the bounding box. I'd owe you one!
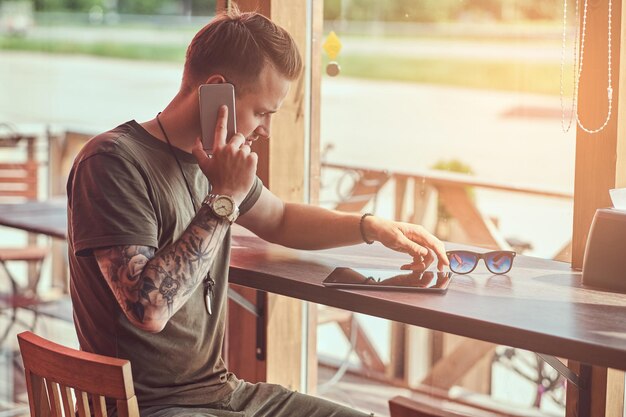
[609,188,626,209]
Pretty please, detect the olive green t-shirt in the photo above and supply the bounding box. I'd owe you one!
[67,120,262,407]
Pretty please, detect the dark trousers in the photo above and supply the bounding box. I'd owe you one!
[139,380,374,417]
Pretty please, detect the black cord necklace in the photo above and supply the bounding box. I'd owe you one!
[155,112,215,315]
[156,112,198,212]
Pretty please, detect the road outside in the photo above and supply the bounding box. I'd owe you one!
[0,50,575,258]
[23,24,567,62]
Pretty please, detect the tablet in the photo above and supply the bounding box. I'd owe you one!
[322,268,452,292]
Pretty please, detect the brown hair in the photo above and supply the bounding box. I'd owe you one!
[183,6,302,95]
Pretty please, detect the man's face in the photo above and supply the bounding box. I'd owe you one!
[235,64,291,145]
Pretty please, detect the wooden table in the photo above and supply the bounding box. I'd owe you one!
[0,200,67,240]
[0,200,73,349]
[0,199,68,293]
[229,229,626,371]
[229,228,626,417]
[2,202,625,416]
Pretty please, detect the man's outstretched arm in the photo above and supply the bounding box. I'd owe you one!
[237,187,449,271]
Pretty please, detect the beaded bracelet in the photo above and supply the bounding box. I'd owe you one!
[359,213,374,244]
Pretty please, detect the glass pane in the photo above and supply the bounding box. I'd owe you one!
[317,1,575,415]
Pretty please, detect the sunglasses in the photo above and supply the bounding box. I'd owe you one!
[446,250,516,275]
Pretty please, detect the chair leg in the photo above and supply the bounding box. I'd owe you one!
[0,312,17,346]
[27,259,43,296]
[0,259,42,340]
[0,260,20,296]
[0,262,19,345]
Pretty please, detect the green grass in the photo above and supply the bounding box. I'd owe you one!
[0,36,572,96]
[0,37,186,62]
[326,54,572,96]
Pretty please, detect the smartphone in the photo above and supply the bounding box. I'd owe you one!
[198,83,236,152]
[322,268,453,292]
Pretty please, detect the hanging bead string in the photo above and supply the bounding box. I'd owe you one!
[560,0,613,135]
[560,0,580,133]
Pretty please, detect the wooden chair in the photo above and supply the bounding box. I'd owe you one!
[17,331,139,417]
[0,132,48,292]
[333,168,391,212]
[389,394,522,417]
[0,131,52,342]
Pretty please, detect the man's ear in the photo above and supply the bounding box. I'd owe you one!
[203,74,227,85]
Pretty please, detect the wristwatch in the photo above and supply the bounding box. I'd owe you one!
[202,194,239,224]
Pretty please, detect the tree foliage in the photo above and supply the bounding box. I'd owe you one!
[324,0,575,22]
[2,0,572,20]
[1,0,216,14]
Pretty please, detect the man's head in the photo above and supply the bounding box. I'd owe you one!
[183,7,302,142]
[183,7,302,96]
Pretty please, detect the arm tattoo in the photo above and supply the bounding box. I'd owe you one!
[95,206,229,330]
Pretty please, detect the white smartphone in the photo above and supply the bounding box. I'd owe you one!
[199,83,236,152]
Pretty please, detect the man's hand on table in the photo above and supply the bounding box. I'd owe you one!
[361,216,449,272]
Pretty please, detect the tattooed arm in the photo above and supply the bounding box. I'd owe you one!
[91,105,257,332]
[94,206,229,333]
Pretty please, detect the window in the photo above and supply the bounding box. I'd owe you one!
[316,1,584,414]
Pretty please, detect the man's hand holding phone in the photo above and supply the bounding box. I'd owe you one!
[192,105,257,205]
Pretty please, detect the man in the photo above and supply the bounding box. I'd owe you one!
[67,7,448,417]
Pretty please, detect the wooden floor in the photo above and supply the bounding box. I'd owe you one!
[317,365,407,416]
[316,364,564,417]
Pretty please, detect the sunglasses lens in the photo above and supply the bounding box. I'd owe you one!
[448,251,478,274]
[485,252,513,274]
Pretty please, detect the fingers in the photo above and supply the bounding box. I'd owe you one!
[192,137,211,165]
[377,220,449,272]
[401,261,427,272]
[400,249,434,271]
[422,249,435,269]
[404,226,449,270]
[246,150,258,169]
[239,143,251,157]
[398,234,429,259]
[227,133,245,150]
[223,134,254,161]
[201,127,258,203]
[436,256,448,272]
[212,105,229,151]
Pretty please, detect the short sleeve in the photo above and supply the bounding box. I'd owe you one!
[69,153,159,256]
[239,176,263,216]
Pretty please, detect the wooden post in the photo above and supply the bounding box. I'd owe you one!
[394,176,408,221]
[572,0,626,269]
[568,0,626,416]
[306,0,324,393]
[222,0,316,392]
[566,363,625,417]
[25,136,39,286]
[309,0,323,206]
[48,131,92,292]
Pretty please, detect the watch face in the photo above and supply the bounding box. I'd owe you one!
[213,196,234,216]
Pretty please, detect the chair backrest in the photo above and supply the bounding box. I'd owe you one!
[333,168,391,212]
[17,331,139,417]
[0,134,39,201]
[48,130,93,197]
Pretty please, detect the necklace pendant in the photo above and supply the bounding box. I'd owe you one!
[204,285,212,315]
[203,279,214,315]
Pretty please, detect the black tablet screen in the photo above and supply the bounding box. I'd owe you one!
[322,268,452,292]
